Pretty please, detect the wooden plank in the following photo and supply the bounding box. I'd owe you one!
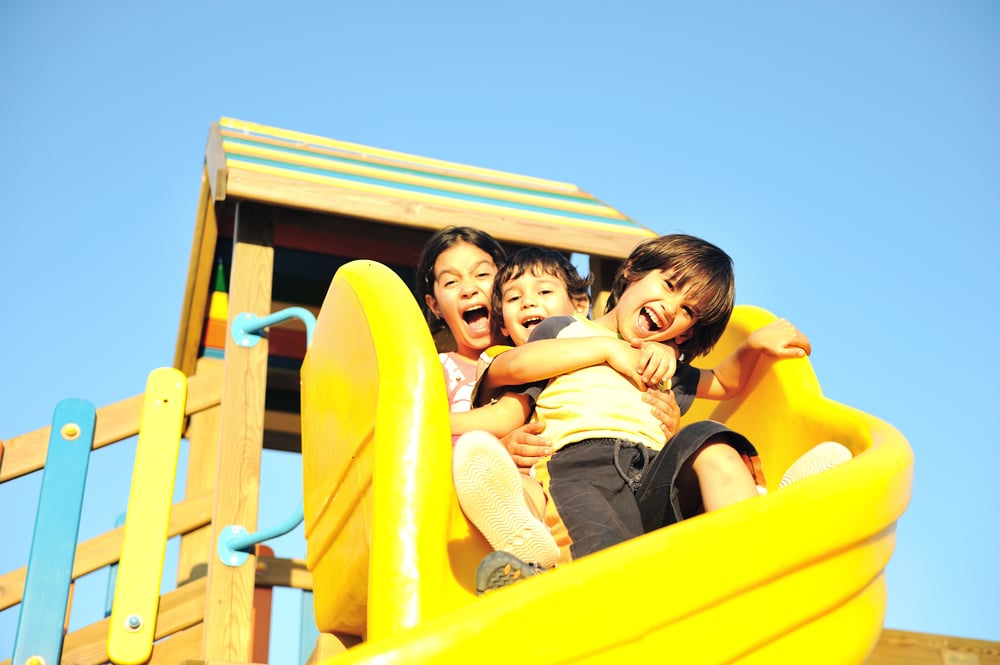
[254,555,312,590]
[149,624,204,665]
[177,358,224,587]
[223,168,650,260]
[14,578,209,665]
[108,369,188,665]
[251,545,274,664]
[0,363,222,483]
[219,117,581,193]
[0,493,212,611]
[221,138,626,219]
[870,629,1000,664]
[200,202,274,662]
[175,168,222,376]
[12,399,95,665]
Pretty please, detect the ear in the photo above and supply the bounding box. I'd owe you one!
[574,295,591,315]
[425,293,441,318]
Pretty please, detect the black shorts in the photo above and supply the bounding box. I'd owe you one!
[535,420,762,561]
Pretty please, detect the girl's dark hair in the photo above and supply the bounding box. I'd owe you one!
[606,234,735,359]
[490,247,592,344]
[415,226,507,334]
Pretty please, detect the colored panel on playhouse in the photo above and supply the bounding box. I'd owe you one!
[107,368,187,665]
[12,399,96,665]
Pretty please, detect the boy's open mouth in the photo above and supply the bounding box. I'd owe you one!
[463,305,489,334]
[639,307,662,332]
[521,316,544,331]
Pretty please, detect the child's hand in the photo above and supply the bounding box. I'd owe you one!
[631,340,678,388]
[500,420,552,471]
[748,319,811,358]
[643,387,681,439]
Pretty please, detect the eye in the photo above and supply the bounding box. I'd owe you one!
[441,278,458,288]
[505,294,520,303]
[664,279,675,291]
[539,289,553,296]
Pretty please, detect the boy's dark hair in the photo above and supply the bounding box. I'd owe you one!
[606,234,734,360]
[491,247,593,344]
[415,226,507,334]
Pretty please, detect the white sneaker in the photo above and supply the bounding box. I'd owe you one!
[778,441,853,489]
[453,431,560,568]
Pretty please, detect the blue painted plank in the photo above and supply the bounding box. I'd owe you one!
[12,398,96,665]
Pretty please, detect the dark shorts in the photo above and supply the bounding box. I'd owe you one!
[536,420,763,561]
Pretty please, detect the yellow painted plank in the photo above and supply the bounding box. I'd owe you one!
[108,368,188,665]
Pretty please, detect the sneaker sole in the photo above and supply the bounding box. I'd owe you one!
[453,431,560,568]
[475,550,542,594]
[778,441,853,489]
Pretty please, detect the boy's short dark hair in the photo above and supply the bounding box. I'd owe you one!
[606,234,735,359]
[491,247,593,344]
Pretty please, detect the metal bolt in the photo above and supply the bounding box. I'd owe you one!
[26,656,45,665]
[60,423,80,440]
[126,614,142,631]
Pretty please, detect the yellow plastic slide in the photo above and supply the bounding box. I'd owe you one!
[300,260,913,664]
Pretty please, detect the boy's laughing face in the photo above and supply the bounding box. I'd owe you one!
[500,271,588,346]
[607,269,699,345]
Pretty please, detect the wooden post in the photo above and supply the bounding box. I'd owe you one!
[177,359,223,585]
[201,202,274,662]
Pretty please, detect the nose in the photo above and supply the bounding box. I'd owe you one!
[661,294,679,316]
[459,277,478,296]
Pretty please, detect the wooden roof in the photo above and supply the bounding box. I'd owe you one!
[204,117,655,258]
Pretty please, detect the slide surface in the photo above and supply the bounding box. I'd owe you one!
[301,260,913,664]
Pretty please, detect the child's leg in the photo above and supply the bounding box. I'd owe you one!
[537,439,646,560]
[452,431,559,568]
[635,420,763,531]
[688,442,758,511]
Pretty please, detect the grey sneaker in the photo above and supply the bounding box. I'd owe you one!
[778,441,853,489]
[475,550,545,595]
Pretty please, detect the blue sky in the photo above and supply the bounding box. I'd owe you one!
[2,1,998,661]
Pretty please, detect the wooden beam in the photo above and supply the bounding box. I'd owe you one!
[0,579,209,665]
[175,169,222,376]
[0,364,222,483]
[224,168,650,260]
[200,202,274,662]
[0,493,212,611]
[870,629,1000,664]
[254,555,312,590]
[178,359,224,586]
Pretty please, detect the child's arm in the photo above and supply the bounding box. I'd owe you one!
[450,392,532,438]
[696,318,811,399]
[482,336,674,393]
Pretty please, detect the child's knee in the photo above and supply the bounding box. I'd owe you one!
[692,442,753,484]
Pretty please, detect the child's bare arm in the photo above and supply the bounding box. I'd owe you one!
[450,393,531,437]
[697,319,811,399]
[482,337,627,392]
